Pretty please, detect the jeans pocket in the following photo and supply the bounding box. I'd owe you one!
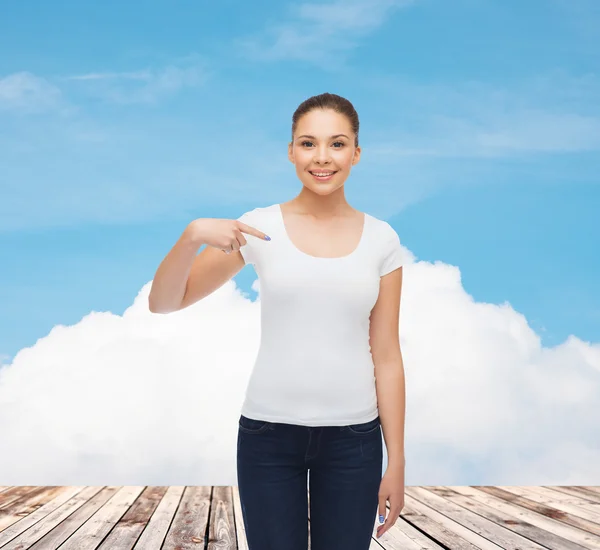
[238,414,272,434]
[343,416,381,435]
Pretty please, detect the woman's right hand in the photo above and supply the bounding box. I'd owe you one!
[186,218,270,254]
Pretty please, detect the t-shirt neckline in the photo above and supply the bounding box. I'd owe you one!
[276,203,368,260]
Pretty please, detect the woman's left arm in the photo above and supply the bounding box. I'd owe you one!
[369,266,405,470]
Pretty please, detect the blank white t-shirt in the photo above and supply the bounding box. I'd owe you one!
[236,203,403,427]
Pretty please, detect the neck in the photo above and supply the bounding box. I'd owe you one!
[289,188,353,218]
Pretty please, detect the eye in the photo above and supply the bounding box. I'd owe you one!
[300,140,345,148]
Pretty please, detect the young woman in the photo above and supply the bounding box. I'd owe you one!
[148,93,406,549]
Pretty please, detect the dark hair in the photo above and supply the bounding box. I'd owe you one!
[291,93,359,148]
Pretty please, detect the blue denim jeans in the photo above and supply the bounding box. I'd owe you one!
[236,414,383,550]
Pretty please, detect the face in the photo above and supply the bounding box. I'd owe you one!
[288,109,361,196]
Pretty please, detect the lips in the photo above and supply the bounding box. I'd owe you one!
[309,171,337,182]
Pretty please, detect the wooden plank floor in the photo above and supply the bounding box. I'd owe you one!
[0,486,599,549]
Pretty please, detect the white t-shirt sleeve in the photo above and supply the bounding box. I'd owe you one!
[236,208,259,266]
[379,223,403,276]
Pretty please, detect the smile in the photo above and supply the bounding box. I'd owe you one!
[309,171,337,181]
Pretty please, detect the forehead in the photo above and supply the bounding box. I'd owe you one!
[296,109,351,134]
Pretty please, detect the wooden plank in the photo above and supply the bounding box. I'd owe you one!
[132,486,185,549]
[0,487,68,531]
[443,486,594,550]
[402,495,488,550]
[58,486,145,549]
[430,486,590,550]
[531,487,597,504]
[2,487,106,550]
[402,491,500,549]
[161,486,212,549]
[1,486,596,550]
[0,487,85,547]
[520,487,600,521]
[407,486,549,549]
[542,486,600,507]
[206,486,237,550]
[0,489,42,510]
[96,487,169,549]
[231,485,248,550]
[488,486,600,537]
[28,487,120,550]
[581,487,600,497]
[372,513,441,549]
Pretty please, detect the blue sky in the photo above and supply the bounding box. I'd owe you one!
[1,0,598,359]
[0,0,599,487]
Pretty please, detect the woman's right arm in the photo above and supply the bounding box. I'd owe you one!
[148,225,204,313]
[148,218,267,313]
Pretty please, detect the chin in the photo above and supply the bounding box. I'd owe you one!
[301,177,345,193]
[308,185,342,196]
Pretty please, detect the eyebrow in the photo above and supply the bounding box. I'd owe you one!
[296,134,350,140]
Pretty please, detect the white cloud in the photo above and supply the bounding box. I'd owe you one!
[0,55,211,116]
[0,72,64,114]
[365,70,600,157]
[369,111,600,158]
[0,254,599,486]
[61,58,212,105]
[233,0,416,67]
[64,70,153,81]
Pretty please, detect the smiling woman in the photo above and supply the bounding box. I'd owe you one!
[233,93,406,547]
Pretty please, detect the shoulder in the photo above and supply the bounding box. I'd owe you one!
[237,203,276,217]
[365,211,400,242]
[237,204,278,224]
[367,214,403,275]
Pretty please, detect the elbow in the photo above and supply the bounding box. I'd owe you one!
[148,298,160,314]
[148,295,170,314]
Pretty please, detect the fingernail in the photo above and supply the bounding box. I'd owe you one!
[264,235,271,241]
[379,515,384,523]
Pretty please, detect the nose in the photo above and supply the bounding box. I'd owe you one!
[314,144,332,164]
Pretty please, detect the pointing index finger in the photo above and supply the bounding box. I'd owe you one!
[237,221,270,241]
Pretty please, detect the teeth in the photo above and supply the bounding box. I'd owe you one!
[312,172,334,176]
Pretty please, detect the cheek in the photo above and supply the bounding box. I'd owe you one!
[340,153,355,168]
[295,153,313,167]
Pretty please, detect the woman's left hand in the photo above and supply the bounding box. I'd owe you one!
[376,465,405,539]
